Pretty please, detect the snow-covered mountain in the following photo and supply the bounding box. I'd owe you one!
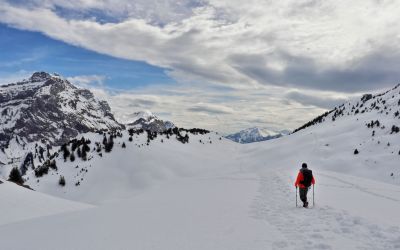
[281,84,400,183]
[226,127,289,143]
[0,72,205,185]
[0,72,123,147]
[293,85,400,134]
[126,110,175,132]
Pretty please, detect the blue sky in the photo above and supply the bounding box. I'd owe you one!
[0,24,174,89]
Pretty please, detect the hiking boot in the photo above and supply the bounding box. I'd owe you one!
[304,202,309,208]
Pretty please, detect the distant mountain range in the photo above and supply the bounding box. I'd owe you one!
[225,127,290,144]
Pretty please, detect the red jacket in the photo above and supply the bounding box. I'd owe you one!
[295,170,315,188]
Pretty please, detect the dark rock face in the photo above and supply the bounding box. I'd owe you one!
[0,72,124,147]
[30,72,52,82]
[20,152,34,175]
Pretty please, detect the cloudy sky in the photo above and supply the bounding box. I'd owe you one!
[1,0,399,133]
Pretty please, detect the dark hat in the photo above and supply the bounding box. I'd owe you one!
[302,163,308,168]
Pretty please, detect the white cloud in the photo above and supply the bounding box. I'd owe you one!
[1,0,399,131]
[285,90,353,109]
[0,70,32,85]
[14,0,206,24]
[84,81,333,134]
[1,0,399,92]
[66,75,106,88]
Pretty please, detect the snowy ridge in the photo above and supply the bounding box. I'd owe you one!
[293,84,400,134]
[126,110,175,132]
[128,110,156,123]
[226,127,289,144]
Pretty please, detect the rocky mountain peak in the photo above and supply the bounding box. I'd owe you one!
[126,111,175,132]
[29,72,53,82]
[0,72,123,147]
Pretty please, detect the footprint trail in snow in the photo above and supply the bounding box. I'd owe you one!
[250,170,400,250]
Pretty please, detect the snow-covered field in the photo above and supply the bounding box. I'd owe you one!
[1,85,400,249]
[0,180,91,226]
[1,126,400,249]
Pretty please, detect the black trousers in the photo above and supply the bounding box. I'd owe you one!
[299,187,309,203]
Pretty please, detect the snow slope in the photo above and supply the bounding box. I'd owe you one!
[0,180,91,226]
[23,131,234,204]
[1,157,400,250]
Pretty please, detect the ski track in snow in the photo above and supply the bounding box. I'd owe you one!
[251,170,400,250]
[319,173,400,202]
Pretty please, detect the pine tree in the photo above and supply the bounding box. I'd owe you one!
[49,160,57,170]
[84,144,90,152]
[70,152,75,162]
[105,135,114,152]
[62,144,70,161]
[8,167,24,185]
[82,148,87,161]
[39,146,45,159]
[71,140,78,152]
[59,175,66,186]
[354,149,359,155]
[34,164,49,177]
[102,135,107,146]
[122,142,126,148]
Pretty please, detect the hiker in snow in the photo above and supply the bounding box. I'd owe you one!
[295,163,315,208]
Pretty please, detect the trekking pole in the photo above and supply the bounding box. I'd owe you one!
[296,186,298,207]
[313,184,315,207]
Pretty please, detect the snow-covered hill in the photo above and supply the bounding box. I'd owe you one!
[293,84,400,135]
[18,128,229,204]
[226,127,289,143]
[0,72,123,148]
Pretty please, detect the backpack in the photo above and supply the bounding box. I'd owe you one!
[300,169,313,188]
